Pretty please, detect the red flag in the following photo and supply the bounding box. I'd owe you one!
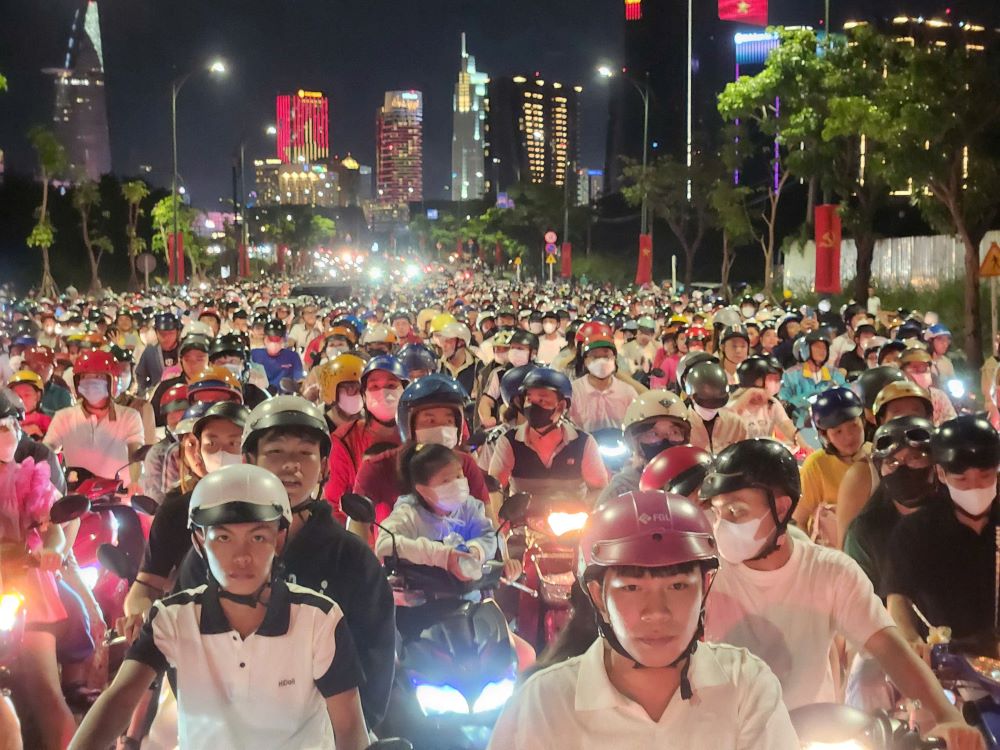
[635,234,653,286]
[166,234,176,285]
[814,204,842,294]
[277,244,288,272]
[237,243,250,278]
[495,241,503,266]
[175,233,185,286]
[168,233,185,286]
[561,242,572,279]
[718,0,768,26]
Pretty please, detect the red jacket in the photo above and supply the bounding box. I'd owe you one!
[324,418,401,524]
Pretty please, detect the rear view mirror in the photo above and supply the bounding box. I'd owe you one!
[341,493,377,524]
[98,544,138,582]
[49,494,91,524]
[499,492,531,525]
[131,495,160,516]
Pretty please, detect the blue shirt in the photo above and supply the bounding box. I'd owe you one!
[250,347,304,390]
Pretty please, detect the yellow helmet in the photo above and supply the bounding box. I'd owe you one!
[8,369,44,392]
[429,312,458,335]
[491,330,515,348]
[316,354,365,405]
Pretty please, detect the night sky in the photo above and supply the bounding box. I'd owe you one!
[2,0,997,209]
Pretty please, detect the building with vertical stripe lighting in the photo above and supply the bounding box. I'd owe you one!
[276,90,330,165]
[375,90,423,224]
[451,33,489,200]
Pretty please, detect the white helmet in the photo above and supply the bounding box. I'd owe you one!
[439,321,472,346]
[360,323,397,346]
[188,464,291,530]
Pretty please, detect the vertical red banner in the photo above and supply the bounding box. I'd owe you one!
[814,204,842,294]
[494,241,503,266]
[168,233,185,286]
[635,234,653,286]
[277,244,287,272]
[238,243,249,278]
[718,0,768,26]
[166,234,176,285]
[455,239,464,259]
[561,242,572,278]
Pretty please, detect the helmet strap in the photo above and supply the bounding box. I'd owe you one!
[745,488,789,563]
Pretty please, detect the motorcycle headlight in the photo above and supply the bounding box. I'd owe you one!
[547,511,589,537]
[598,441,629,459]
[414,683,469,716]
[0,592,24,632]
[472,678,516,713]
[945,379,965,399]
[79,565,101,590]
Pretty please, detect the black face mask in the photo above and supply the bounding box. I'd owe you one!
[881,465,933,508]
[640,439,682,463]
[525,404,557,431]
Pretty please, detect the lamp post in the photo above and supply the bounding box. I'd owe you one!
[598,65,650,235]
[171,59,227,279]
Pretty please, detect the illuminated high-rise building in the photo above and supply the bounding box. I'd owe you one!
[276,90,330,165]
[485,75,580,193]
[44,0,112,182]
[376,90,423,220]
[451,33,489,200]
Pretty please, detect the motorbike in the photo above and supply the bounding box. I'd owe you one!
[342,493,519,750]
[932,643,1000,748]
[591,427,630,474]
[790,703,947,749]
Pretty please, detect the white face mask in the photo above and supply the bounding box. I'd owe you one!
[0,427,18,463]
[265,341,283,356]
[337,392,364,415]
[494,351,509,366]
[77,379,109,405]
[507,349,530,367]
[529,323,543,335]
[946,481,997,517]
[327,345,348,360]
[542,322,558,335]
[222,363,244,380]
[692,403,719,421]
[713,516,770,564]
[426,477,469,513]
[587,358,616,380]
[741,306,756,318]
[366,389,401,423]
[201,449,242,474]
[415,425,459,449]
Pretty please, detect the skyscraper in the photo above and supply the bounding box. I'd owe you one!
[485,75,580,193]
[276,90,330,165]
[45,0,112,182]
[376,90,423,221]
[451,33,489,201]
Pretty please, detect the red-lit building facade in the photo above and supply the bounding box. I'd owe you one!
[276,90,330,164]
[375,90,423,224]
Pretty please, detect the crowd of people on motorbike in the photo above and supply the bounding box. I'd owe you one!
[0,268,996,750]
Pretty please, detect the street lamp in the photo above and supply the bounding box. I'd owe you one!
[265,124,277,136]
[596,64,650,235]
[171,58,227,278]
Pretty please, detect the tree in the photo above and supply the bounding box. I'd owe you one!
[26,126,67,298]
[875,43,1000,368]
[121,181,149,290]
[72,180,114,293]
[150,193,203,282]
[621,148,721,288]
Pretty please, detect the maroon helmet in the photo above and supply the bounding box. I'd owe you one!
[640,446,713,497]
[577,490,719,580]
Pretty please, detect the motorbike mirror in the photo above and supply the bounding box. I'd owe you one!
[97,543,138,582]
[131,444,153,463]
[49,494,91,524]
[131,495,160,516]
[499,492,531,524]
[788,703,872,746]
[341,493,377,524]
[279,376,300,394]
[365,741,414,750]
[650,368,665,378]
[484,474,502,494]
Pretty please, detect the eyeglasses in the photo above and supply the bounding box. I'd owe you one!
[873,426,933,461]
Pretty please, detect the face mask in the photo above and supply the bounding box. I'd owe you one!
[858,337,874,352]
[201,449,242,474]
[415,425,459,449]
[77,379,109,405]
[427,477,470,513]
[911,372,933,390]
[327,345,348,359]
[713,516,770,564]
[640,439,682,462]
[881,465,933,507]
[366,389,401,423]
[494,351,509,365]
[692,403,719,421]
[946,481,996,517]
[222,363,244,380]
[525,403,557,430]
[116,371,132,398]
[741,306,756,318]
[0,430,18,463]
[529,323,543,335]
[542,322,558,335]
[265,342,283,356]
[587,358,616,380]
[337,392,364,415]
[507,349,530,367]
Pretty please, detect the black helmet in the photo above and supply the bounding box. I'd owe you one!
[242,395,331,457]
[193,401,251,440]
[210,333,249,361]
[803,331,831,365]
[842,302,866,328]
[396,374,469,441]
[872,415,935,463]
[702,438,801,511]
[736,355,782,389]
[179,334,212,356]
[0,388,25,421]
[720,325,750,345]
[519,367,573,407]
[154,312,180,331]
[853,366,908,413]
[500,364,539,406]
[509,329,539,351]
[676,351,718,389]
[109,344,134,365]
[931,415,1000,475]
[264,318,286,339]
[811,387,864,431]
[684,361,729,410]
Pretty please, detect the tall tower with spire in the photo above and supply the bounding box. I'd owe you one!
[45,0,112,181]
[450,33,489,201]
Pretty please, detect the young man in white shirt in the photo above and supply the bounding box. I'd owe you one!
[700,438,984,750]
[69,464,370,750]
[488,489,799,750]
[569,338,639,433]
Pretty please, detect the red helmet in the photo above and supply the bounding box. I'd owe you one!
[577,490,718,580]
[576,321,613,344]
[23,345,55,369]
[160,383,190,417]
[73,349,116,387]
[640,446,714,497]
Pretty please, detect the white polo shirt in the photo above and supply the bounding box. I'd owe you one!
[127,579,362,750]
[487,639,799,750]
[569,375,638,433]
[43,402,145,486]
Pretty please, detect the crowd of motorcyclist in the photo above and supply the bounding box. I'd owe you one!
[0,269,997,749]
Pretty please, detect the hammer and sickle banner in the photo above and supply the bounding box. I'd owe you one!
[814,204,842,294]
[718,0,768,26]
[635,234,653,286]
[237,243,250,278]
[167,233,185,286]
[561,242,572,278]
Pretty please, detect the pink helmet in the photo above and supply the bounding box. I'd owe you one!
[640,446,713,496]
[577,490,719,580]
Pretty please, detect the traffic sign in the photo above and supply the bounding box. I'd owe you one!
[544,231,558,244]
[545,243,558,255]
[136,253,157,273]
[546,255,557,265]
[981,242,1000,278]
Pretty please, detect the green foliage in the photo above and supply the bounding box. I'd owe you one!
[27,126,67,178]
[26,221,53,250]
[0,73,7,91]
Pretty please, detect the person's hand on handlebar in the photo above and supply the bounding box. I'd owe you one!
[926,722,986,750]
[115,612,145,644]
[446,548,480,581]
[33,548,63,572]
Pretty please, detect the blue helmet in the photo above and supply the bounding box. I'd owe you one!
[397,373,469,441]
[360,354,408,389]
[397,343,439,376]
[811,387,863,431]
[925,323,952,340]
[518,367,573,407]
[500,364,539,406]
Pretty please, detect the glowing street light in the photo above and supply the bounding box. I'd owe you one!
[265,125,277,136]
[597,65,615,78]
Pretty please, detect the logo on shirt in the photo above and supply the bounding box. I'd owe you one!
[278,678,296,688]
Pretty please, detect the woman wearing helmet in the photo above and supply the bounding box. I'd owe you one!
[570,336,640,433]
[22,344,73,416]
[397,342,439,382]
[778,331,847,428]
[250,319,305,393]
[718,325,751,385]
[648,320,686,390]
[313,353,366,430]
[476,330,534,429]
[9,369,52,439]
[73,464,371,750]
[924,323,954,380]
[899,347,957,426]
[208,332,270,409]
[728,355,809,452]
[438,321,480,409]
[109,345,157,445]
[489,490,798,750]
[683,360,747,454]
